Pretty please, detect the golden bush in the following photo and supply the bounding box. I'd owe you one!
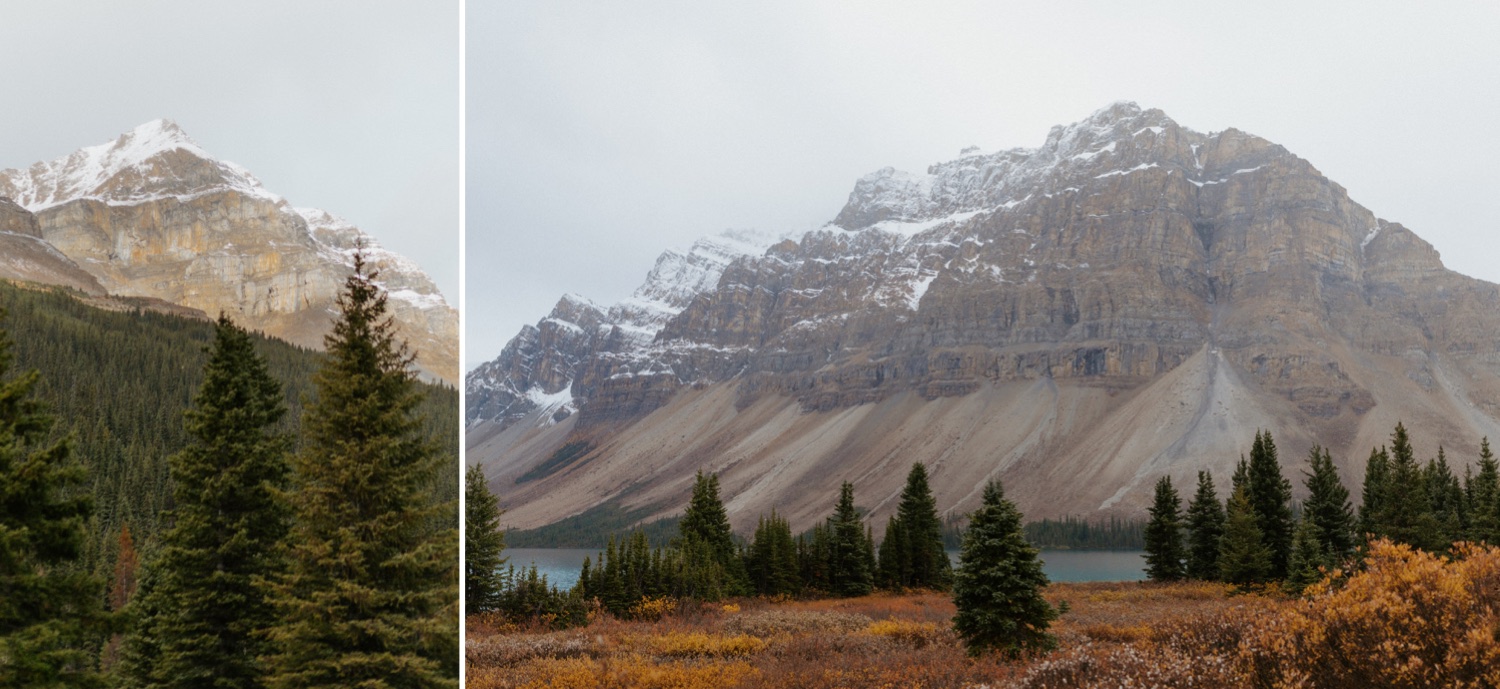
[627,595,677,622]
[636,631,768,658]
[863,618,950,648]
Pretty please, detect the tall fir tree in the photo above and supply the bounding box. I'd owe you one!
[262,254,458,688]
[875,514,909,589]
[883,463,952,591]
[1284,516,1332,595]
[1185,471,1225,580]
[465,463,507,615]
[1218,486,1271,587]
[1358,445,1390,541]
[1466,438,1500,544]
[1302,445,1356,561]
[0,310,108,688]
[826,482,873,597]
[1143,476,1186,581]
[679,471,748,594]
[744,510,798,597]
[1246,430,1295,579]
[1424,447,1464,548]
[952,480,1057,659]
[117,316,291,689]
[1380,423,1441,550]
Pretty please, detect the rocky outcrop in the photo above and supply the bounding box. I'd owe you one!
[0,120,457,383]
[469,102,1500,532]
[0,197,106,295]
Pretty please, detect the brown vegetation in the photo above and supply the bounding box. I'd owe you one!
[467,540,1500,688]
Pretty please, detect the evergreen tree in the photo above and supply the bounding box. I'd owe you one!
[679,471,748,594]
[1380,423,1440,550]
[875,514,908,589]
[1302,445,1356,561]
[952,480,1057,659]
[1285,516,1331,595]
[1185,471,1225,580]
[826,482,873,597]
[1231,456,1249,495]
[117,316,292,689]
[1358,446,1390,541]
[745,511,798,597]
[0,311,108,687]
[1246,430,1295,579]
[1466,438,1500,544]
[465,463,507,615]
[1143,476,1186,581]
[262,254,458,688]
[1219,486,1271,587]
[894,463,952,590]
[1425,447,1464,548]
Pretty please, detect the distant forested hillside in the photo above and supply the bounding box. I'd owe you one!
[0,283,459,575]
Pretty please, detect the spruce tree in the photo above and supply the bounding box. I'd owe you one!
[0,311,108,688]
[1381,423,1440,550]
[679,471,748,594]
[892,463,952,590]
[1246,430,1294,579]
[1302,445,1355,561]
[117,316,291,689]
[952,480,1057,659]
[1285,516,1330,595]
[1466,438,1499,544]
[875,514,908,590]
[826,482,873,597]
[1358,446,1390,541]
[1144,476,1186,581]
[745,510,797,597]
[1185,471,1225,580]
[1218,486,1271,587]
[465,463,507,615]
[1425,447,1464,548]
[263,254,458,688]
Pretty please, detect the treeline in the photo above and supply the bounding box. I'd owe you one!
[1143,425,1500,593]
[1023,515,1145,549]
[0,282,458,576]
[1,263,459,686]
[470,463,1062,657]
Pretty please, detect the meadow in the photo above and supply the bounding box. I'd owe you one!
[467,539,1500,689]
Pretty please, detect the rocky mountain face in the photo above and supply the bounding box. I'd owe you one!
[0,120,457,383]
[467,102,1500,534]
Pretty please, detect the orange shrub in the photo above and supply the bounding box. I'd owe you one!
[862,619,950,648]
[627,595,677,622]
[1243,539,1500,689]
[633,631,767,658]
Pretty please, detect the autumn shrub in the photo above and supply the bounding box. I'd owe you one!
[630,631,767,658]
[626,595,677,621]
[465,631,602,667]
[1017,641,1247,689]
[720,609,871,637]
[862,618,950,648]
[494,655,759,689]
[1241,539,1500,689]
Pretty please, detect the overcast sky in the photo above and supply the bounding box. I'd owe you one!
[477,1,1500,368]
[0,0,458,300]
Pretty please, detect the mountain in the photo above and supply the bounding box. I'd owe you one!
[467,102,1500,534]
[0,120,458,383]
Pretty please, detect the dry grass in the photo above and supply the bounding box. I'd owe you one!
[469,544,1500,688]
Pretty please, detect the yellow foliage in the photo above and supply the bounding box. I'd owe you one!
[638,631,767,658]
[862,619,947,648]
[513,655,758,689]
[721,603,741,614]
[627,595,676,621]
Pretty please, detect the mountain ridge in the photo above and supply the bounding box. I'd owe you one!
[468,102,1500,533]
[0,120,458,383]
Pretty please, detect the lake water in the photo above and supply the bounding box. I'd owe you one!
[504,547,1145,590]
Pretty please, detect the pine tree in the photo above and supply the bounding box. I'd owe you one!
[1246,430,1295,579]
[826,482,873,597]
[1425,447,1464,548]
[100,523,140,670]
[465,463,507,615]
[262,254,458,688]
[892,463,952,590]
[1219,486,1271,587]
[1285,516,1331,595]
[1144,476,1186,581]
[679,471,748,594]
[1466,438,1500,544]
[0,308,108,688]
[745,511,798,597]
[1358,446,1390,541]
[952,480,1057,659]
[1381,423,1440,550]
[117,316,292,689]
[875,514,908,589]
[1302,445,1356,561]
[1185,471,1225,580]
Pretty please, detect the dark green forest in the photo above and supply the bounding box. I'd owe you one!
[0,283,459,577]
